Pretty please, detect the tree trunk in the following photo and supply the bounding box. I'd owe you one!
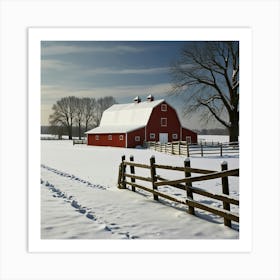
[228,126,238,142]
[78,120,81,140]
[228,110,239,143]
[68,126,72,140]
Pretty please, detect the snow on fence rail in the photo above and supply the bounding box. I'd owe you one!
[118,155,239,228]
[145,140,239,157]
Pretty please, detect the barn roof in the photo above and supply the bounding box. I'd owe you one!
[86,125,144,134]
[86,99,165,134]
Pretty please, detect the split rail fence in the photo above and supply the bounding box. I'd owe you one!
[145,140,239,157]
[118,155,239,228]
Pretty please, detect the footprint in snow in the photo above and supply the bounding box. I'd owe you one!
[78,208,86,214]
[86,213,96,220]
[104,226,112,232]
[71,200,80,209]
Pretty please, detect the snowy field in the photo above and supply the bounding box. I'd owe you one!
[41,135,239,239]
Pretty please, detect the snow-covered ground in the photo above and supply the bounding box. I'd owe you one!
[198,134,229,143]
[41,136,239,239]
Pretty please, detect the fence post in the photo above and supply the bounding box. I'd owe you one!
[117,163,123,188]
[121,155,127,189]
[220,143,223,157]
[184,158,195,215]
[221,161,231,227]
[171,142,174,154]
[186,142,190,157]
[178,141,181,155]
[201,144,204,157]
[150,156,158,201]
[130,155,136,192]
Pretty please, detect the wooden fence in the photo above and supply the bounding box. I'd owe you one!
[145,141,239,157]
[73,139,87,145]
[118,155,239,228]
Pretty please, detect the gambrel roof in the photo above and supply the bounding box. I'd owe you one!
[86,99,165,134]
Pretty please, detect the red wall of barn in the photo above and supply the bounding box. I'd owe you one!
[127,127,145,148]
[146,101,181,142]
[182,127,197,143]
[87,133,126,147]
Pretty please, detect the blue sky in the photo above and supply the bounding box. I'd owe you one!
[41,41,221,129]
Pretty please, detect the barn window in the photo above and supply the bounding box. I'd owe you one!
[172,133,178,140]
[186,136,192,144]
[150,133,155,139]
[108,135,112,140]
[161,104,167,112]
[119,135,124,140]
[161,118,167,127]
[135,136,140,142]
[95,135,99,140]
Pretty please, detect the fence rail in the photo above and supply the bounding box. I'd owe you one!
[73,139,87,145]
[145,140,239,157]
[118,155,239,228]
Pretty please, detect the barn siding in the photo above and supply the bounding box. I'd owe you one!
[182,127,197,143]
[87,133,126,147]
[146,101,182,142]
[127,127,145,148]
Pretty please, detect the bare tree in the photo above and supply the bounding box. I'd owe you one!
[49,96,76,139]
[83,97,97,132]
[49,96,116,139]
[171,41,239,142]
[73,97,84,140]
[48,125,65,139]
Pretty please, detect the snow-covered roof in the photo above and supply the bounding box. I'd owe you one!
[85,125,145,134]
[100,99,164,127]
[86,99,167,134]
[86,99,165,134]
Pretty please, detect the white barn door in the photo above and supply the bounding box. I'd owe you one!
[159,133,168,143]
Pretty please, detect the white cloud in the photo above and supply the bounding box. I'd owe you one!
[41,59,76,70]
[85,66,169,76]
[42,58,169,76]
[42,44,147,56]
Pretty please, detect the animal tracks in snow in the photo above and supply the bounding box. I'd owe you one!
[41,164,107,190]
[41,174,137,239]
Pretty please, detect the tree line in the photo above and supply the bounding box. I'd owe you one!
[49,96,116,139]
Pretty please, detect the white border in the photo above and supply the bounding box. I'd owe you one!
[28,27,252,253]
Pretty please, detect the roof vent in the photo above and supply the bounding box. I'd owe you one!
[147,94,154,102]
[134,96,141,103]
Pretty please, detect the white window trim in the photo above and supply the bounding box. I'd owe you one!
[186,136,192,143]
[95,135,99,140]
[135,136,140,142]
[161,104,167,112]
[108,135,112,140]
[161,117,167,127]
[119,135,124,140]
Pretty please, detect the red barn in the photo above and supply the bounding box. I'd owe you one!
[86,95,197,148]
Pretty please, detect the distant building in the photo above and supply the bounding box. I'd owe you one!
[86,95,197,148]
